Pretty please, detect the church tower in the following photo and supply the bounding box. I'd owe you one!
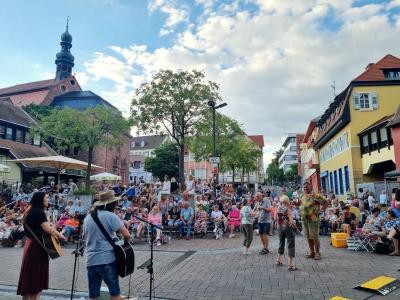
[55,20,74,81]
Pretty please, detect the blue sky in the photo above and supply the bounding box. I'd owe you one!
[2,0,400,164]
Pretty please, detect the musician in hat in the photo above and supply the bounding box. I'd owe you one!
[83,190,131,300]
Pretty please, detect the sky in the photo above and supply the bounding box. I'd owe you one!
[2,0,400,166]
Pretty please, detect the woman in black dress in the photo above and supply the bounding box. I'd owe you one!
[17,191,66,300]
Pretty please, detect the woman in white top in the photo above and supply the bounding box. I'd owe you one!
[240,198,256,255]
[161,175,171,195]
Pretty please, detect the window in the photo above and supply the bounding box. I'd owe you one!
[70,79,76,85]
[338,168,344,195]
[141,141,145,147]
[133,161,141,169]
[25,132,31,144]
[0,125,5,138]
[360,93,370,109]
[354,92,378,110]
[131,141,136,148]
[380,127,388,147]
[33,134,40,146]
[143,151,149,157]
[73,147,79,156]
[60,85,67,92]
[329,172,334,193]
[195,168,206,179]
[383,69,400,80]
[5,127,13,140]
[370,131,378,151]
[344,166,350,192]
[15,129,23,142]
[334,170,338,195]
[362,134,369,154]
[290,146,297,152]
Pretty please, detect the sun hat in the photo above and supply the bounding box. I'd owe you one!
[93,190,120,207]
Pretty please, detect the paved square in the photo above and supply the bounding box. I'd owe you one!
[0,234,399,299]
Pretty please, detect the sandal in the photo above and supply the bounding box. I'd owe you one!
[288,265,297,271]
[314,253,321,260]
[259,248,270,254]
[305,253,315,258]
[275,261,283,266]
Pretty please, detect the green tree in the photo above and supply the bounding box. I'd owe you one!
[23,104,54,121]
[131,69,221,186]
[285,163,300,185]
[188,111,244,164]
[34,106,132,188]
[144,142,179,180]
[266,149,285,185]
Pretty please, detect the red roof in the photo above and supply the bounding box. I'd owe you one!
[0,76,82,107]
[248,135,264,148]
[353,54,400,82]
[0,79,55,96]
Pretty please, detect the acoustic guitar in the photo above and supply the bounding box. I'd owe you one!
[41,233,63,259]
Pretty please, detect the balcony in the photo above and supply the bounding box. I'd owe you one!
[307,152,319,169]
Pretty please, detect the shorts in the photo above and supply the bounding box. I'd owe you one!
[258,222,271,235]
[302,218,320,240]
[87,261,120,298]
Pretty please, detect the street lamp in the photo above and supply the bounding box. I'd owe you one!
[208,100,227,196]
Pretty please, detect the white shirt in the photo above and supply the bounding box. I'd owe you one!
[211,210,222,219]
[186,180,195,193]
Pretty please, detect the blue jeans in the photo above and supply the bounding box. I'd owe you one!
[178,221,191,236]
[87,261,120,298]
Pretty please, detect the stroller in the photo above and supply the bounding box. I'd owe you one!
[214,219,225,240]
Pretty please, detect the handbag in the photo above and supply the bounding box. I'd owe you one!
[90,210,135,278]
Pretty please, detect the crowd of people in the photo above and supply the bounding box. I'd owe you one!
[1,177,400,260]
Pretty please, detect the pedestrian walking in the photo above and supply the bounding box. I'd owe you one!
[240,198,256,255]
[276,195,297,270]
[255,192,272,254]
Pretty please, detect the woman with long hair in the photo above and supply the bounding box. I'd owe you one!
[17,191,66,300]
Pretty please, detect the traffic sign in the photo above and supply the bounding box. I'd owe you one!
[209,157,220,164]
[212,166,219,174]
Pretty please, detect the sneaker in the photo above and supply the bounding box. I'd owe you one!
[178,235,182,240]
[156,241,161,246]
[185,236,190,240]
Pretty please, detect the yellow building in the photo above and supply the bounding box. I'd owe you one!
[314,55,400,198]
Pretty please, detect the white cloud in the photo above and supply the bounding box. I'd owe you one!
[148,0,188,36]
[79,0,400,166]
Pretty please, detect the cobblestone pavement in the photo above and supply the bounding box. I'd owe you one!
[0,233,399,300]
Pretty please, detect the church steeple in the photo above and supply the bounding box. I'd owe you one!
[55,18,74,81]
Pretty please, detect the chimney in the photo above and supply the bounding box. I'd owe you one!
[365,63,374,70]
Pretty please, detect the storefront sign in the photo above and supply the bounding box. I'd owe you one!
[319,132,349,164]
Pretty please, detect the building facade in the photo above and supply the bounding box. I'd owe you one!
[314,55,400,199]
[129,135,169,183]
[299,117,320,192]
[279,133,304,173]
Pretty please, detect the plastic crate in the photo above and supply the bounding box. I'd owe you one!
[331,233,348,248]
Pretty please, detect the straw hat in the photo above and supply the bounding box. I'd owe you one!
[93,190,120,207]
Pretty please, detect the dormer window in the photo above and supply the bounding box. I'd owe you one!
[141,141,145,147]
[383,69,400,80]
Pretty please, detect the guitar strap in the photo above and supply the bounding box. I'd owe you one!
[23,222,52,257]
[90,210,118,251]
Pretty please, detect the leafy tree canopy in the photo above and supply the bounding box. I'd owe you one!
[131,69,222,185]
[144,142,179,180]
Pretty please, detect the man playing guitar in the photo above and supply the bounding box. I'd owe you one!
[83,191,131,300]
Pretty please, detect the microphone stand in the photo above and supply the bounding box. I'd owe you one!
[135,215,162,300]
[70,215,85,300]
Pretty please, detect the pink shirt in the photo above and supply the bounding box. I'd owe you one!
[148,213,162,225]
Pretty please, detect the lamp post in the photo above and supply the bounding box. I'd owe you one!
[208,100,227,196]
